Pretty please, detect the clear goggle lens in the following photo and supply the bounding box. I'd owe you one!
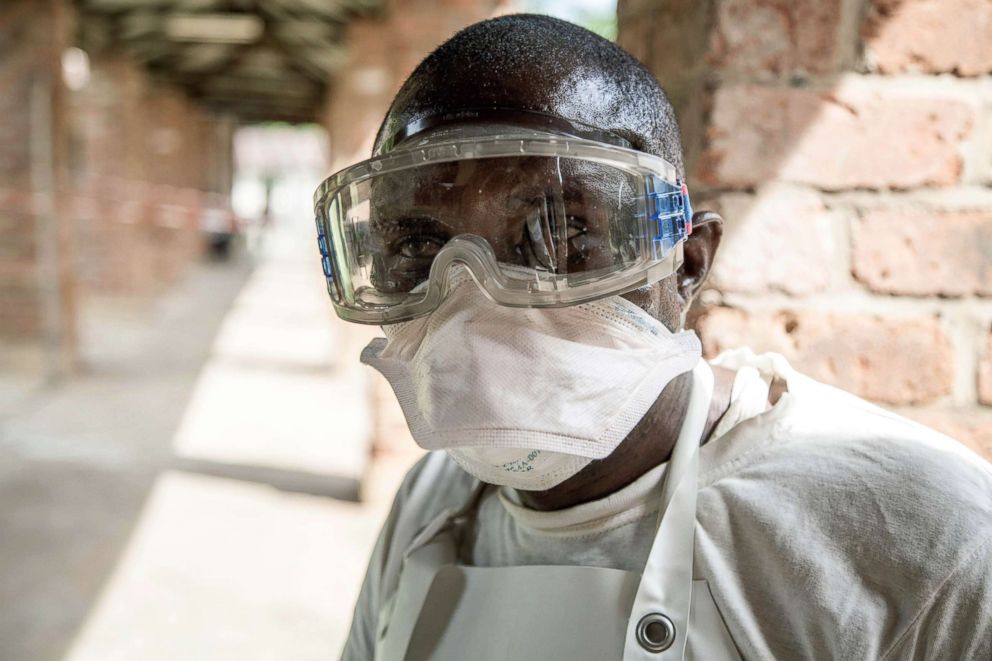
[314,134,691,324]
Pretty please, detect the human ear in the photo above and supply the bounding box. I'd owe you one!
[676,211,723,307]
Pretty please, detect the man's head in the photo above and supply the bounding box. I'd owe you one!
[374,14,722,329]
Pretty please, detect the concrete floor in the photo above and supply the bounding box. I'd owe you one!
[0,217,417,660]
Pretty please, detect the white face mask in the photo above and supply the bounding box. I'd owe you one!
[361,269,701,490]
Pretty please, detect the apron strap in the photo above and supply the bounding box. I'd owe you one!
[378,480,489,661]
[403,479,489,560]
[623,361,714,661]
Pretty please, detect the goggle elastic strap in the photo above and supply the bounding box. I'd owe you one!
[382,108,635,154]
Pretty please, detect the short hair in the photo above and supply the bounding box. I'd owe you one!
[374,14,685,174]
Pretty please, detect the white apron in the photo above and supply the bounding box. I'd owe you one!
[374,362,742,661]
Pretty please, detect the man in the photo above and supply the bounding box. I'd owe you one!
[315,15,992,660]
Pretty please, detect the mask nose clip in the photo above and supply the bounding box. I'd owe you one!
[428,234,504,294]
[427,235,562,306]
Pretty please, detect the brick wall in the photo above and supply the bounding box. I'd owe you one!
[69,53,235,297]
[0,0,75,373]
[619,0,992,457]
[0,0,237,373]
[323,0,506,171]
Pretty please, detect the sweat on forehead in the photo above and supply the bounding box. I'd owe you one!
[373,14,684,173]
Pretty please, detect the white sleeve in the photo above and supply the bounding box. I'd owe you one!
[339,487,404,661]
[339,452,475,660]
[883,534,992,661]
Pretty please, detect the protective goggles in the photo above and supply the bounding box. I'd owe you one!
[313,119,693,325]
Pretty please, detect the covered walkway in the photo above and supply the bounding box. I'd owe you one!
[0,0,501,658]
[1,179,412,659]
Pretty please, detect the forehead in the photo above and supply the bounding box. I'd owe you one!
[378,64,648,143]
[385,108,630,150]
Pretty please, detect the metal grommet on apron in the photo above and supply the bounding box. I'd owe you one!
[623,360,712,661]
[636,613,676,653]
[375,361,741,661]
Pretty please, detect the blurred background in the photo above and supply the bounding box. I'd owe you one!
[1,0,991,659]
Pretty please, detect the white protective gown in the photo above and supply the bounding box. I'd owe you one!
[373,362,741,660]
[343,351,992,660]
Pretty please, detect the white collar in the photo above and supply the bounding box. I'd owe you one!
[499,354,787,536]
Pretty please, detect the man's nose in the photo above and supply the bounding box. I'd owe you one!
[459,207,564,270]
[457,161,564,268]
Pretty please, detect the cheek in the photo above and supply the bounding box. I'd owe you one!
[620,280,682,331]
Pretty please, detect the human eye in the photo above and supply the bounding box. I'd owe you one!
[566,215,588,240]
[396,234,447,259]
[565,215,607,270]
[384,217,450,261]
[566,215,593,251]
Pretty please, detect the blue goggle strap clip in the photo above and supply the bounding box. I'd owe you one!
[316,216,335,289]
[647,177,693,260]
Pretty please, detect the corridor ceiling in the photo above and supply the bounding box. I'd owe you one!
[76,0,383,123]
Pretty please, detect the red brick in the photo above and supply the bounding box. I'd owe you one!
[699,83,974,190]
[0,211,38,261]
[905,409,992,460]
[980,328,992,406]
[0,0,75,353]
[0,284,42,341]
[616,9,652,65]
[696,307,954,405]
[708,0,844,75]
[617,0,655,19]
[709,187,842,295]
[852,208,992,297]
[863,0,992,76]
[71,47,233,298]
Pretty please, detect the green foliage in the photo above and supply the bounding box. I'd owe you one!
[519,0,618,41]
